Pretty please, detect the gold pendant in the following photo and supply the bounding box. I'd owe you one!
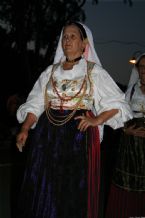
[62,84,66,91]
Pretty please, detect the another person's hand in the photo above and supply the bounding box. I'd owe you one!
[16,128,29,152]
[124,125,145,138]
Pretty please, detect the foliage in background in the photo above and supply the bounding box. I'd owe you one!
[0,0,86,95]
[0,0,133,99]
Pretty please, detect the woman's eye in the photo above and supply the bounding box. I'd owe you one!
[62,34,77,40]
[63,35,67,40]
[71,34,76,39]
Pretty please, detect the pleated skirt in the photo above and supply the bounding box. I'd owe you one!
[105,122,145,218]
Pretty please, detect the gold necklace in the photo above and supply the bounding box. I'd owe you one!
[51,72,87,110]
[44,62,87,126]
[45,81,87,126]
[44,61,95,126]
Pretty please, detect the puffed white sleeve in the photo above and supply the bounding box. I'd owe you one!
[16,65,53,127]
[125,84,133,103]
[91,64,133,129]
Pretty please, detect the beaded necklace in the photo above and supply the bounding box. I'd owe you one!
[44,61,95,126]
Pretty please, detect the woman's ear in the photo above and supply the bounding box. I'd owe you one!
[83,43,89,60]
[82,40,88,53]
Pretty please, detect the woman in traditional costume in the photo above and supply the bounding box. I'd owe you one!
[106,53,145,218]
[16,21,132,218]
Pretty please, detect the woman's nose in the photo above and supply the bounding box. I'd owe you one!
[66,36,70,42]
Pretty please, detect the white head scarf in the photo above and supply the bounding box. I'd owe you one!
[53,22,102,66]
[128,52,145,88]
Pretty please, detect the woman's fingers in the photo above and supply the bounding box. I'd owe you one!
[78,120,89,131]
[75,112,96,131]
[75,115,90,131]
[16,133,27,152]
[16,142,25,152]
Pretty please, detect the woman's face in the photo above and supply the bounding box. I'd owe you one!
[62,25,86,59]
[138,57,145,85]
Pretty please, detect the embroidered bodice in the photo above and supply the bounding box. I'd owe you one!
[45,62,94,110]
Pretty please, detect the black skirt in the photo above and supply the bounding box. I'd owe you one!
[105,118,145,218]
[16,109,100,218]
[113,118,145,191]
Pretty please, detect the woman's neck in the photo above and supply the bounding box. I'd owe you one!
[66,56,82,63]
[62,55,82,70]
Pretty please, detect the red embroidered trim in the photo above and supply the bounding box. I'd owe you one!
[88,111,100,218]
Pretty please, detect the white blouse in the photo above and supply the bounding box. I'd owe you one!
[17,58,133,141]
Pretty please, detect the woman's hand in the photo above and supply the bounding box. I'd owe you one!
[16,128,29,152]
[124,125,145,138]
[16,112,37,152]
[74,111,103,131]
[74,109,118,132]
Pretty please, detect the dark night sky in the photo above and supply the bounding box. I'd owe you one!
[83,0,145,85]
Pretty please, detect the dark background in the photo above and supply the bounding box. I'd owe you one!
[0,1,132,218]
